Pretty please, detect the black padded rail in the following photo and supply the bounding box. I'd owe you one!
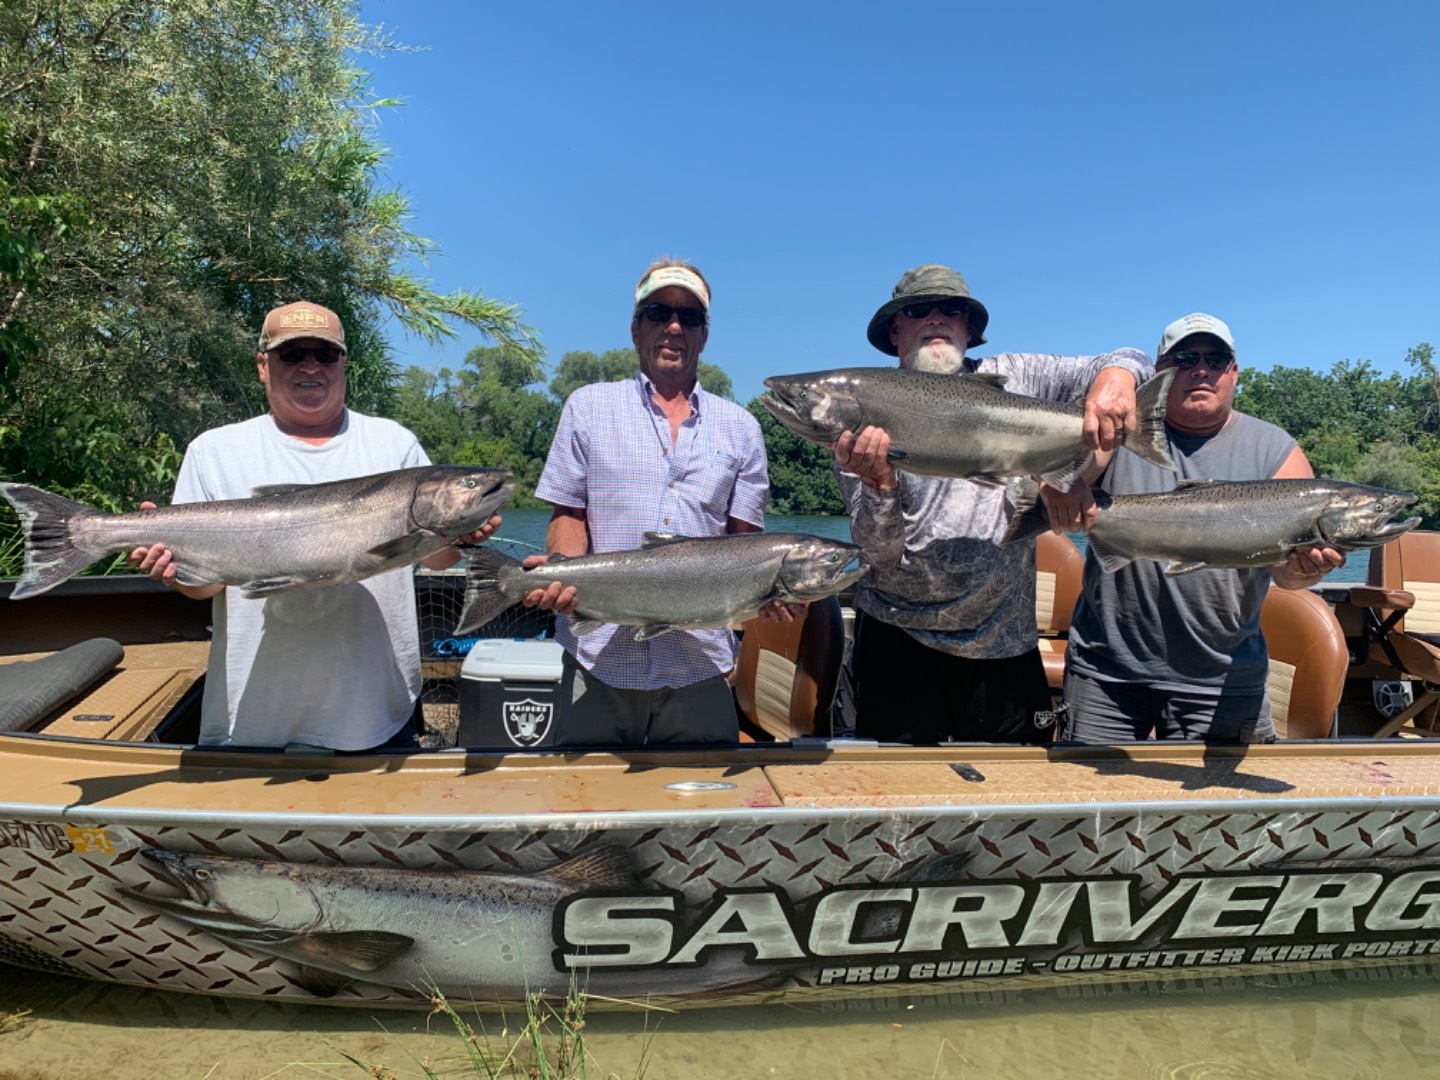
[0,637,125,732]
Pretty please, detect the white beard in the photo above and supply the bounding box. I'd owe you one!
[902,338,966,374]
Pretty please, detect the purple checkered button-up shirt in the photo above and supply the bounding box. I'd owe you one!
[535,373,769,689]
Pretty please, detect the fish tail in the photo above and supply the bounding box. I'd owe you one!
[0,483,107,599]
[1129,367,1177,471]
[455,545,524,635]
[1000,478,1051,546]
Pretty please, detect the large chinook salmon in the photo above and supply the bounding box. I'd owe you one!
[457,531,868,638]
[0,466,514,600]
[760,366,1176,490]
[1002,476,1420,574]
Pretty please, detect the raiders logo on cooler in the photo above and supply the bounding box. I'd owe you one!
[503,698,553,747]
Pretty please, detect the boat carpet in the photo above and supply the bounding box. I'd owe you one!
[0,640,208,740]
[0,638,123,732]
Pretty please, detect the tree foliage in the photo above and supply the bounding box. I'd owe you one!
[0,0,537,516]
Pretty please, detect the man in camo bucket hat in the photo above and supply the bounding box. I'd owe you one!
[835,264,1155,745]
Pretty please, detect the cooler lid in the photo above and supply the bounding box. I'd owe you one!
[459,638,565,681]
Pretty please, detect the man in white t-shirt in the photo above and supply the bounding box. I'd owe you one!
[128,301,499,751]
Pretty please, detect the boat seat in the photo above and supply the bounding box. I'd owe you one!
[734,596,844,741]
[1259,586,1347,739]
[1035,531,1084,692]
[1334,530,1440,737]
[0,638,124,732]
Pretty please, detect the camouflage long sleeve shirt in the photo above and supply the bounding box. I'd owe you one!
[837,349,1153,659]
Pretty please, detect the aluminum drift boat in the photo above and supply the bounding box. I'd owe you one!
[2,574,1440,1010]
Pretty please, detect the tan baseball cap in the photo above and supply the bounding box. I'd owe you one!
[258,301,347,352]
[1157,312,1235,359]
[635,265,710,310]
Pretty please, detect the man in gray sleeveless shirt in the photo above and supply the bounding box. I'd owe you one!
[1064,313,1346,744]
[837,265,1152,744]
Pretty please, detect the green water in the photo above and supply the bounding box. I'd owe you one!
[2,961,1438,1078]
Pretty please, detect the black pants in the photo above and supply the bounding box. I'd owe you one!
[852,612,1053,744]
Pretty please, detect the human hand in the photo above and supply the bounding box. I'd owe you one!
[1083,368,1138,453]
[758,600,807,624]
[834,427,898,491]
[125,502,179,585]
[1038,477,1097,534]
[520,553,578,616]
[1284,544,1346,578]
[453,514,502,547]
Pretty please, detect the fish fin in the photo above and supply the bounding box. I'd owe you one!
[1172,478,1224,490]
[0,483,107,600]
[171,567,211,587]
[364,533,427,562]
[1000,478,1049,546]
[632,623,676,641]
[296,965,356,998]
[1089,535,1134,574]
[1039,459,1087,493]
[885,443,909,462]
[241,576,309,598]
[454,545,524,634]
[968,474,1008,489]
[641,531,692,547]
[569,617,605,636]
[249,482,316,498]
[290,930,414,973]
[962,372,1010,389]
[1163,560,1211,576]
[1128,368,1178,471]
[539,845,641,890]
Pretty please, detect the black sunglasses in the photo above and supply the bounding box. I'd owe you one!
[899,299,969,320]
[638,302,706,328]
[1165,350,1234,371]
[273,344,345,365]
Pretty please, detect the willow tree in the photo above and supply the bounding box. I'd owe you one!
[0,0,537,510]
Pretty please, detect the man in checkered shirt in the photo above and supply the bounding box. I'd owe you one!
[528,258,788,746]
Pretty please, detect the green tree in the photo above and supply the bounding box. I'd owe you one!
[0,0,538,516]
[747,398,844,516]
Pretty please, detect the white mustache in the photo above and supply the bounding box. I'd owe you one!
[902,337,965,375]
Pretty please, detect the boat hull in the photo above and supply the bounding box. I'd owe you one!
[3,739,1439,1009]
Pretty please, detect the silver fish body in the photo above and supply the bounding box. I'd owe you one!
[760,367,1175,490]
[458,531,868,639]
[122,847,782,1000]
[0,465,514,600]
[1004,476,1420,574]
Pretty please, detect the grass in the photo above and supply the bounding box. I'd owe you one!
[326,986,655,1080]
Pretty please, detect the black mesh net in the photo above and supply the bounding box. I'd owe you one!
[414,537,555,748]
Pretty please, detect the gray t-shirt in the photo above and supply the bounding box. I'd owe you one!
[1066,411,1296,694]
[172,410,429,750]
[839,349,1152,660]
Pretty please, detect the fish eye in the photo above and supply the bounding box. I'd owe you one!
[194,868,211,880]
[464,478,477,488]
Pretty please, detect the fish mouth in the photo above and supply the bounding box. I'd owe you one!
[139,847,212,905]
[758,389,805,428]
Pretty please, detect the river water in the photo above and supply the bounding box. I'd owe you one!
[490,507,1372,584]
[3,958,1439,1078]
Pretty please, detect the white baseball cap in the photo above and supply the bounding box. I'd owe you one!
[1158,312,1236,359]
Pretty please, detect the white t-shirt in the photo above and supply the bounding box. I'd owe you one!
[172,410,429,750]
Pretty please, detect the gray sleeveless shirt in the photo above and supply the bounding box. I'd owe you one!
[1066,412,1296,694]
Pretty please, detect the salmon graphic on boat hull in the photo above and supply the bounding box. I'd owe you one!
[119,847,787,1001]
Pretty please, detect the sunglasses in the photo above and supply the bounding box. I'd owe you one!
[638,302,707,328]
[899,299,969,321]
[1165,350,1234,371]
[273,344,345,365]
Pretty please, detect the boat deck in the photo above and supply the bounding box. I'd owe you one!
[3,734,1440,821]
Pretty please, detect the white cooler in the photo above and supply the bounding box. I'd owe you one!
[456,639,565,749]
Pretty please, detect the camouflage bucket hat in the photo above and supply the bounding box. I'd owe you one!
[866,264,989,355]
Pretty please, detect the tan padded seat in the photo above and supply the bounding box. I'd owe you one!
[1034,531,1083,690]
[1258,586,1347,738]
[734,596,844,741]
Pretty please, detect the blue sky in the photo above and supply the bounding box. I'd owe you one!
[357,1,1438,406]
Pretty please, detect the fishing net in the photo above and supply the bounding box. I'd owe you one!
[414,536,555,748]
